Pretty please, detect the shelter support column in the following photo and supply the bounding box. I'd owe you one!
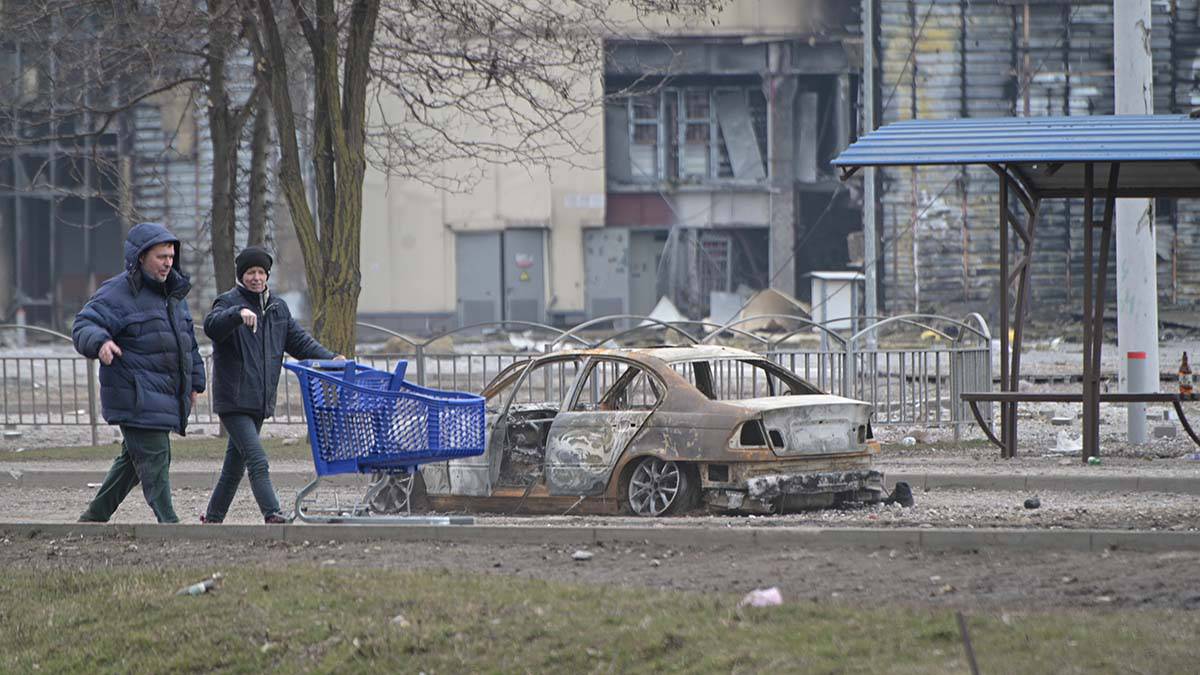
[1081,163,1121,462]
[994,166,1039,459]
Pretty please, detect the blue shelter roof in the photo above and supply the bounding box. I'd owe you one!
[833,115,1200,198]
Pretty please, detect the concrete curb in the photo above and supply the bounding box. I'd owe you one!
[6,470,1200,495]
[2,521,1199,553]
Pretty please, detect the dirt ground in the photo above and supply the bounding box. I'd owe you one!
[3,530,1199,613]
[5,475,1200,532]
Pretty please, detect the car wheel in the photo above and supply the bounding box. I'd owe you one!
[625,457,695,517]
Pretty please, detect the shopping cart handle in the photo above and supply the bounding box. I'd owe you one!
[306,359,353,370]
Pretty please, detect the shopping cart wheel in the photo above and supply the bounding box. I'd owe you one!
[366,470,428,515]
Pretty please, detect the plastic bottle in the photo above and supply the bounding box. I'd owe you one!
[176,573,223,596]
[1087,456,1102,466]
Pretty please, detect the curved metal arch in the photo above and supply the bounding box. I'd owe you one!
[705,314,847,348]
[417,320,580,349]
[550,315,690,349]
[957,312,993,345]
[356,322,420,349]
[672,320,769,346]
[848,314,990,346]
[585,317,700,349]
[0,324,74,344]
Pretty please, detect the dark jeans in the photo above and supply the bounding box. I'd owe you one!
[204,414,284,522]
[79,426,178,524]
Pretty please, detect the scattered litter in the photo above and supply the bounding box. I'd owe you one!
[176,573,223,596]
[1050,416,1073,427]
[933,584,957,596]
[1087,457,1102,466]
[738,587,783,608]
[86,482,101,488]
[321,559,337,566]
[1023,497,1041,510]
[650,559,661,567]
[391,614,411,628]
[571,550,594,562]
[12,447,25,453]
[7,469,23,480]
[3,430,21,439]
[900,436,917,446]
[1183,453,1200,461]
[1050,431,1082,454]
[259,642,277,654]
[282,438,301,446]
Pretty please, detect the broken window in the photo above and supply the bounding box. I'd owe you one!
[572,359,662,412]
[673,359,821,401]
[616,86,767,184]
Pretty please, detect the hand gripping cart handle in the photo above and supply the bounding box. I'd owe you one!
[284,359,485,525]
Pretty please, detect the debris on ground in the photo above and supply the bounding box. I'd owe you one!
[884,482,915,507]
[1024,497,1041,510]
[571,550,594,562]
[738,587,783,608]
[176,572,224,596]
[1050,431,1083,454]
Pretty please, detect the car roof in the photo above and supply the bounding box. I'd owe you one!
[545,344,765,364]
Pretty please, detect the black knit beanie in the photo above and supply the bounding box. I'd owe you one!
[236,246,273,281]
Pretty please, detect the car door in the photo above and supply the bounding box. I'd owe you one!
[544,357,664,496]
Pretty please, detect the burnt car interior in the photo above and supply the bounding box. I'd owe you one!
[672,358,821,400]
[493,357,663,487]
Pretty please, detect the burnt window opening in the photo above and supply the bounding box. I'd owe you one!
[608,84,768,185]
[768,429,786,450]
[738,421,766,447]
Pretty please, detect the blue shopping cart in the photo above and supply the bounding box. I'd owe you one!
[284,359,485,524]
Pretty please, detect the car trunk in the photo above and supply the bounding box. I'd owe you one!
[734,395,870,457]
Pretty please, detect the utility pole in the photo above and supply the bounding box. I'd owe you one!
[1114,0,1159,444]
[862,0,880,339]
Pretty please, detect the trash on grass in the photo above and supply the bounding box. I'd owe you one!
[739,587,783,608]
[176,572,224,596]
[571,550,594,562]
[1023,496,1041,509]
[900,436,917,446]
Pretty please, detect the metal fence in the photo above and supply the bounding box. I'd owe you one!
[0,313,991,444]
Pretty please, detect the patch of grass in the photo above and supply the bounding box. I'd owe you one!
[3,437,311,463]
[1,565,1196,673]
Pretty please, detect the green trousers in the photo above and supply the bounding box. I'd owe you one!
[79,426,178,524]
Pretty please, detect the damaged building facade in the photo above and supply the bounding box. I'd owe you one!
[359,1,863,332]
[873,0,1200,319]
[0,13,285,331]
[364,0,1200,332]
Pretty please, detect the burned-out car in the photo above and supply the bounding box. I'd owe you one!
[419,345,886,516]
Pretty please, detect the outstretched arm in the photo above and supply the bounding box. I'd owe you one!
[203,296,246,343]
[284,318,336,361]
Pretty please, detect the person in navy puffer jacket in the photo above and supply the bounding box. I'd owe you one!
[73,222,205,523]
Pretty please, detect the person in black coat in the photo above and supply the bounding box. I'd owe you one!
[201,246,341,523]
[73,222,206,523]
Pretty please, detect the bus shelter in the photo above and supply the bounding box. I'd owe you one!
[833,114,1200,462]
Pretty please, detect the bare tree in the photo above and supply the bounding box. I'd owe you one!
[241,0,721,355]
[0,0,269,299]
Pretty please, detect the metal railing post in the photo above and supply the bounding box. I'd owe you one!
[87,358,98,446]
[415,344,426,386]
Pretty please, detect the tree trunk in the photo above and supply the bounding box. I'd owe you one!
[206,3,238,293]
[247,96,271,248]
